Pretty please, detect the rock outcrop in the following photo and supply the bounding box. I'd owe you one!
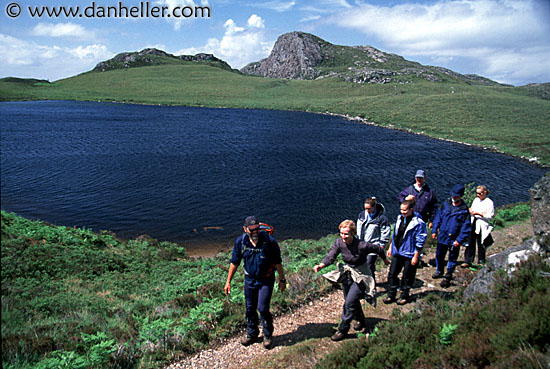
[240,32,325,80]
[529,172,550,251]
[93,48,232,72]
[240,31,502,86]
[462,239,539,299]
[463,173,549,299]
[94,48,172,71]
[177,53,232,70]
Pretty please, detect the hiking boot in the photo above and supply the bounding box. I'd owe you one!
[331,331,346,341]
[432,271,443,279]
[441,272,453,288]
[440,279,451,288]
[353,320,366,331]
[383,296,396,304]
[263,336,273,349]
[240,336,257,346]
[396,295,409,305]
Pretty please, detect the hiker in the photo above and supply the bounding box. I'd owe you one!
[431,184,471,288]
[224,216,287,349]
[313,220,389,341]
[398,169,438,228]
[462,185,494,268]
[356,196,391,286]
[383,198,427,305]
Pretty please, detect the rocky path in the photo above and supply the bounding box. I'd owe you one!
[166,222,532,369]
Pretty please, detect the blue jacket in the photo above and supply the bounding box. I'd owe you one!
[230,231,282,283]
[432,199,471,246]
[391,212,427,259]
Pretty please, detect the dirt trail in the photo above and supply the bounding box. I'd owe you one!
[167,221,533,369]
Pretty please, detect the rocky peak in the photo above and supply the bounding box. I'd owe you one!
[93,48,232,72]
[240,31,502,85]
[240,31,326,79]
[94,48,173,71]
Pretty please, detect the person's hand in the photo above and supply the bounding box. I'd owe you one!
[224,282,231,295]
[411,254,419,266]
[432,233,437,240]
[278,280,287,292]
[386,248,392,258]
[383,258,390,265]
[405,194,415,201]
[313,264,323,273]
[453,241,460,248]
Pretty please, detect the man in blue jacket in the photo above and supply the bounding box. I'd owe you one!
[224,216,287,349]
[383,199,427,305]
[431,184,471,288]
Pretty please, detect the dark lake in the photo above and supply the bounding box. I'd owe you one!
[1,100,546,251]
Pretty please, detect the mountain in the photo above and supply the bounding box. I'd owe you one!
[93,48,235,72]
[240,31,502,86]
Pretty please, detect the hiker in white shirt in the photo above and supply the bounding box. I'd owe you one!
[462,185,494,268]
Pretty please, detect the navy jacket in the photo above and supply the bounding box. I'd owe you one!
[432,199,471,246]
[398,184,438,223]
[230,231,282,283]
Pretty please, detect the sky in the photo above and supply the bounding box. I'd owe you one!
[1,0,549,86]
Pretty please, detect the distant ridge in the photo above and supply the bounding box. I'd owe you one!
[241,31,502,85]
[93,48,235,72]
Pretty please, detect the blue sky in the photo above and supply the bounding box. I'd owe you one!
[1,0,549,85]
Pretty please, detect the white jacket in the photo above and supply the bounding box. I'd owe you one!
[470,197,495,244]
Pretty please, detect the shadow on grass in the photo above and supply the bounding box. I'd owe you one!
[272,317,388,347]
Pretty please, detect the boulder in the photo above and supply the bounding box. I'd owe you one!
[529,172,550,251]
[463,239,539,299]
[463,173,549,299]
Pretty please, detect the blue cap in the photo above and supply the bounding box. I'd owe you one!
[415,170,425,178]
[450,184,465,197]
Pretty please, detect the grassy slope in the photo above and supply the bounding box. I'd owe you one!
[1,64,549,165]
[0,210,338,369]
[2,204,546,369]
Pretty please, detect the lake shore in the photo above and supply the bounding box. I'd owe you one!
[324,111,548,168]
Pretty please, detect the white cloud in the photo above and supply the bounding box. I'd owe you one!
[247,14,265,28]
[483,46,550,86]
[323,0,550,85]
[31,23,94,40]
[252,1,296,12]
[155,0,211,30]
[299,15,321,23]
[174,14,273,69]
[224,19,245,35]
[0,34,113,81]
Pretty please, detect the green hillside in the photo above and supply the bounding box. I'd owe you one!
[1,62,549,165]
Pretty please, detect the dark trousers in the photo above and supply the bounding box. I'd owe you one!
[338,275,366,333]
[244,279,274,338]
[465,229,486,264]
[435,243,461,274]
[366,254,378,284]
[387,255,417,299]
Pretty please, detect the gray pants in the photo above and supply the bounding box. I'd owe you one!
[338,274,366,333]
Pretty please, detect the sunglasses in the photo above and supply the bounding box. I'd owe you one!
[476,192,484,196]
[247,226,260,232]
